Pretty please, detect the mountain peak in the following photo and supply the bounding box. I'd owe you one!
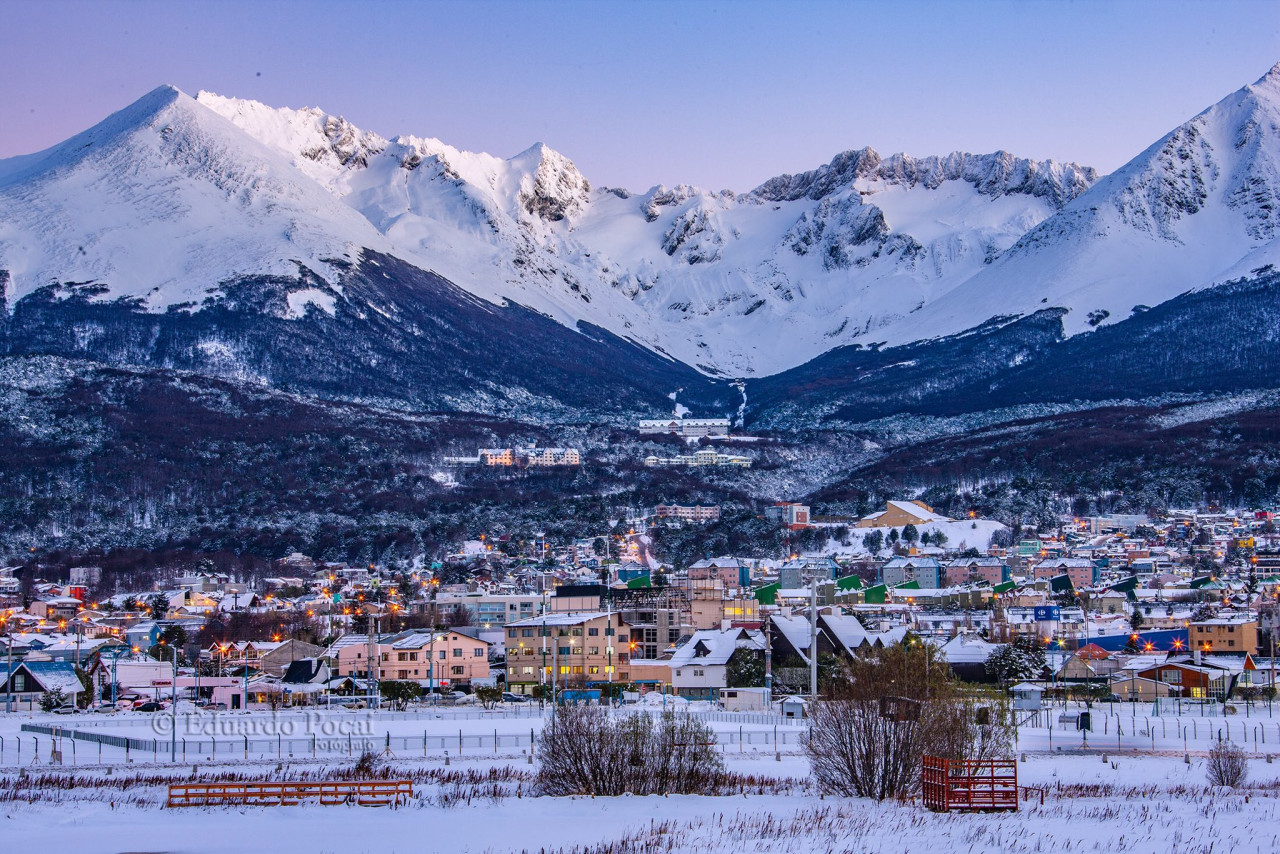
[1248,60,1280,99]
[512,142,591,222]
[512,141,553,161]
[1255,60,1280,84]
[0,84,195,187]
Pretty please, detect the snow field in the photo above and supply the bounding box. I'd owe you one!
[1,751,1278,854]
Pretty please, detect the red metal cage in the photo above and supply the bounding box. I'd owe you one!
[921,757,1018,812]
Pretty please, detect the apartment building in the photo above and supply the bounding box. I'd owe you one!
[644,449,752,468]
[327,630,491,687]
[1190,616,1258,654]
[638,416,731,438]
[503,611,633,694]
[654,503,722,523]
[434,592,542,628]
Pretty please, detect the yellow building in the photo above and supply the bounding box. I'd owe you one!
[855,500,951,529]
[1190,617,1258,654]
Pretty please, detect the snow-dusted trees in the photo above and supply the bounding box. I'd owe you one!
[984,639,1047,685]
[862,530,885,554]
[807,642,1013,800]
[378,680,422,710]
[535,705,724,796]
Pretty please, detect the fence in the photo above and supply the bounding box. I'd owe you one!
[1017,709,1280,755]
[50,706,556,729]
[167,779,412,807]
[46,705,795,730]
[12,716,807,766]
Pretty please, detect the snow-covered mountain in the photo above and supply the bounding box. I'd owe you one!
[878,62,1280,345]
[0,85,392,314]
[0,82,1097,377]
[3,64,1279,385]
[194,90,1096,374]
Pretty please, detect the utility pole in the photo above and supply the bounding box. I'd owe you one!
[366,611,379,709]
[3,619,12,713]
[764,614,773,708]
[540,591,549,708]
[170,650,178,762]
[606,597,613,689]
[809,579,818,700]
[551,623,558,707]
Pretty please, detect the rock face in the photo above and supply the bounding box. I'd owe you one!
[753,147,1097,208]
[515,144,591,223]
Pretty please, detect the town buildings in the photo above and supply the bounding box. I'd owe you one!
[766,502,811,528]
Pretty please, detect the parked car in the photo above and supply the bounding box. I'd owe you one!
[92,704,117,714]
[133,701,166,712]
[502,692,530,703]
[51,704,79,714]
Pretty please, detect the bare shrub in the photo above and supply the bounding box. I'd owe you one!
[535,705,723,795]
[1206,741,1248,788]
[807,642,1013,799]
[351,750,385,779]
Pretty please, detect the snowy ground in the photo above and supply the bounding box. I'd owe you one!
[3,707,1280,853]
[812,519,1007,556]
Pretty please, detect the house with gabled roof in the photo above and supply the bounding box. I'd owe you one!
[934,633,1000,681]
[1,660,84,710]
[665,627,765,700]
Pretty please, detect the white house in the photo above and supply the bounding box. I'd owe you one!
[667,627,764,701]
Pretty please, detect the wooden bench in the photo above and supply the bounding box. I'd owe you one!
[921,757,1017,812]
[168,779,412,807]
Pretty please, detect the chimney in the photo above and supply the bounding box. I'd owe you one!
[1193,648,1201,666]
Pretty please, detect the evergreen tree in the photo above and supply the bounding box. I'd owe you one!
[865,527,885,555]
[862,530,884,554]
[984,638,1046,684]
[726,648,765,688]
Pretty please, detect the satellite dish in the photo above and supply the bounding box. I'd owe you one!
[608,519,620,529]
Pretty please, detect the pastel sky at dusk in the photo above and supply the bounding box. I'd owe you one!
[4,0,1279,192]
